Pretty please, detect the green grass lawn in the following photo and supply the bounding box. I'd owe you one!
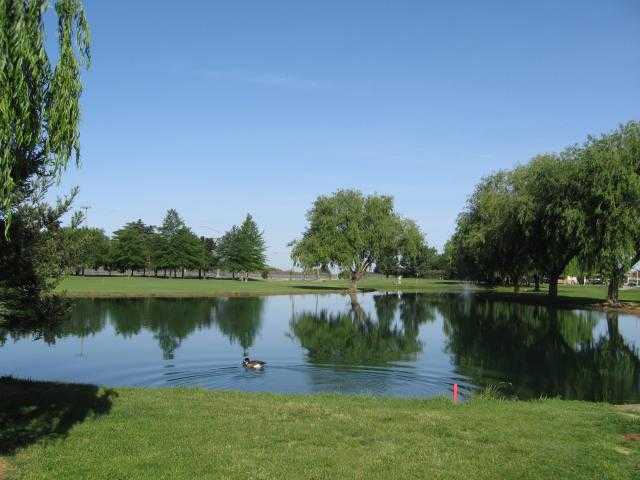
[56,275,640,307]
[56,275,468,298]
[1,378,639,480]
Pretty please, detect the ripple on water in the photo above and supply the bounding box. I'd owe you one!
[136,361,475,399]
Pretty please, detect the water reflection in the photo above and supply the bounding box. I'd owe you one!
[105,299,216,360]
[290,293,435,364]
[1,293,639,402]
[438,297,640,402]
[212,298,264,355]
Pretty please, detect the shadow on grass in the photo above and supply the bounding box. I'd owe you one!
[0,377,116,455]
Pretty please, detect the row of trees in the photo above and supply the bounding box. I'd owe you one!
[290,189,439,291]
[62,209,266,279]
[445,121,640,304]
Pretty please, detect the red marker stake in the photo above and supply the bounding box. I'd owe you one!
[453,383,459,404]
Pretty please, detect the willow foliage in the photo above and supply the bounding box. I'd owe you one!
[0,0,90,233]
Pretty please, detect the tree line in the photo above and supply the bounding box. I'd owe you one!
[444,121,640,304]
[62,209,266,279]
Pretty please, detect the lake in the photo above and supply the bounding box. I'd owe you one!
[1,292,639,402]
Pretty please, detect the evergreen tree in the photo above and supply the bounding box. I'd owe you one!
[236,214,266,279]
[158,209,186,277]
[200,236,219,278]
[111,220,150,275]
[173,226,205,278]
[218,226,242,278]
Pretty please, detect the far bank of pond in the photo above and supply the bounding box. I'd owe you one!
[56,276,640,312]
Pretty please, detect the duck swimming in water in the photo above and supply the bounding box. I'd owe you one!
[243,357,266,370]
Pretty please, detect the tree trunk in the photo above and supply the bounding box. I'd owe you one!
[548,274,559,299]
[181,268,185,278]
[142,268,146,277]
[577,274,585,285]
[198,268,202,279]
[349,271,361,292]
[533,273,540,292]
[607,269,622,306]
[130,269,134,277]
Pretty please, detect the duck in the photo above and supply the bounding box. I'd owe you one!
[243,357,266,370]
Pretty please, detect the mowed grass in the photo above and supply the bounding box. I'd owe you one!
[491,284,640,305]
[56,275,468,298]
[56,275,640,306]
[1,378,639,480]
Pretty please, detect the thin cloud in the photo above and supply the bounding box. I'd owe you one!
[204,70,328,91]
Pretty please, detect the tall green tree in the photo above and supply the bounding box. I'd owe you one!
[158,209,185,276]
[200,236,219,278]
[375,219,428,278]
[578,122,640,304]
[218,215,266,280]
[217,226,242,278]
[173,226,205,278]
[518,152,587,298]
[111,220,149,276]
[0,0,90,312]
[454,170,534,292]
[61,225,110,275]
[293,189,405,292]
[236,214,266,279]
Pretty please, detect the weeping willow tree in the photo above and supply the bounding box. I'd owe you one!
[0,0,90,316]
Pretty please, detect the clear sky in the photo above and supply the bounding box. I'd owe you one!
[51,1,639,268]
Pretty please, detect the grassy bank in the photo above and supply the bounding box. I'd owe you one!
[1,378,639,479]
[56,275,468,298]
[56,275,640,308]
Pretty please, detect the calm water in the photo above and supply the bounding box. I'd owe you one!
[1,292,640,402]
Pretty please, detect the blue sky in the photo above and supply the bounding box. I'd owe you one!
[51,1,639,268]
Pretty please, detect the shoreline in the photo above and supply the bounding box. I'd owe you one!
[55,276,640,315]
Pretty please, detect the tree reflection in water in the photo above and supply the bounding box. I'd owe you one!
[95,299,217,360]
[290,293,436,365]
[2,295,639,402]
[211,297,265,355]
[437,296,640,402]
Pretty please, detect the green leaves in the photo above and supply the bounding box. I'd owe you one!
[218,214,266,275]
[293,189,417,287]
[449,120,640,300]
[1,0,90,233]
